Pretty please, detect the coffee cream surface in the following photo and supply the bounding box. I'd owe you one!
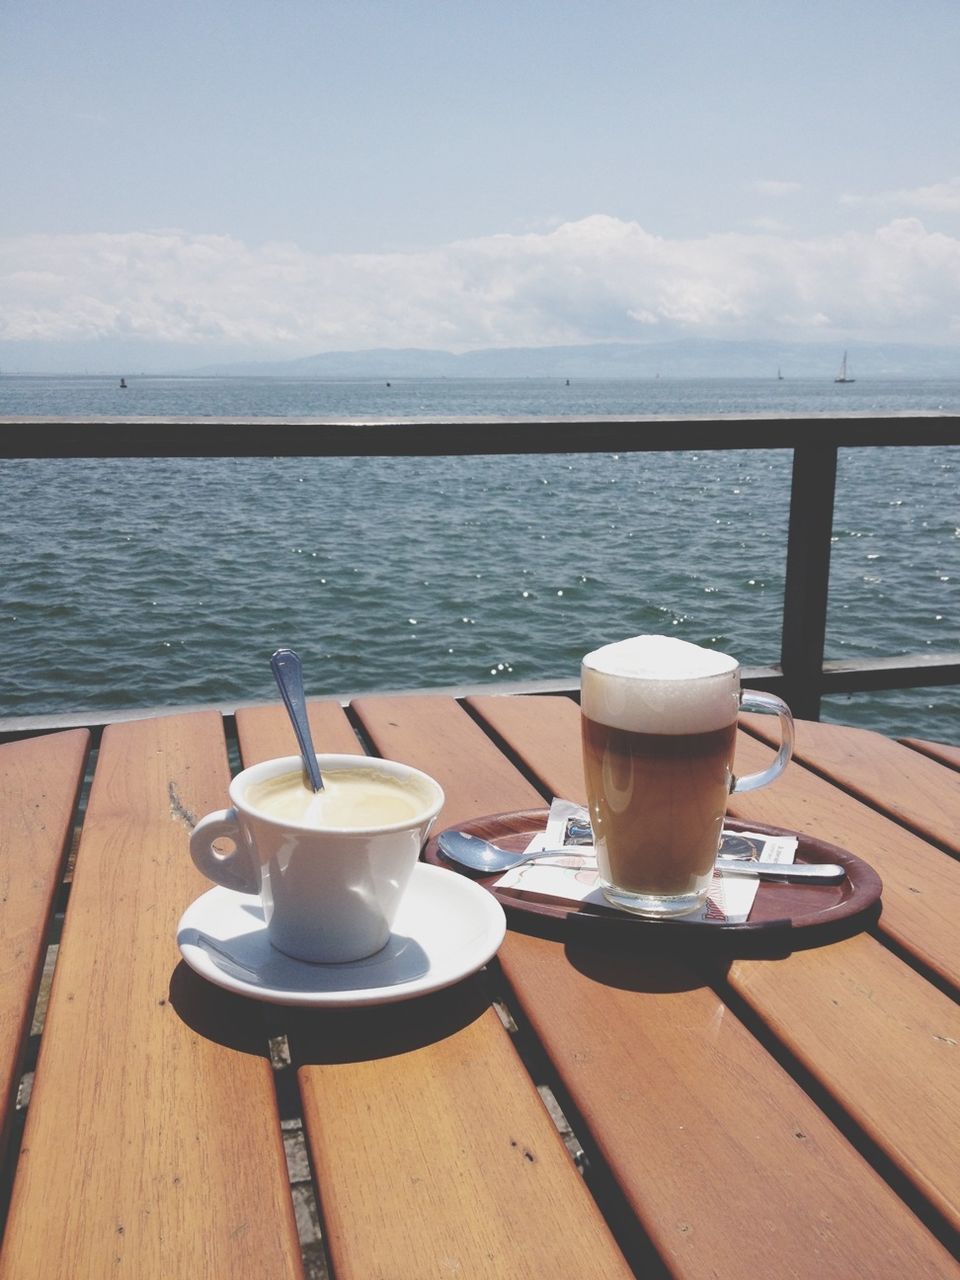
[246,766,432,829]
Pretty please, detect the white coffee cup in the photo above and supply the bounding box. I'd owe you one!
[189,753,444,963]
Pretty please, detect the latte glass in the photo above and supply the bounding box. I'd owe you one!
[581,636,793,918]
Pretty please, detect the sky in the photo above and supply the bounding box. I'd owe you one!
[3,0,960,370]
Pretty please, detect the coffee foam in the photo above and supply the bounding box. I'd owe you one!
[581,635,739,735]
[246,766,432,829]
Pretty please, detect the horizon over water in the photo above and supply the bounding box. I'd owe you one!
[4,370,960,423]
[1,374,958,743]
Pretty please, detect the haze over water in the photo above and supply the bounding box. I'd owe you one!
[4,371,960,421]
[1,375,957,742]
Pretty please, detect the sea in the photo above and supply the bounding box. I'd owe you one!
[1,373,958,743]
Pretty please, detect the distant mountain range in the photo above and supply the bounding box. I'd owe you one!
[187,339,960,380]
[4,336,960,378]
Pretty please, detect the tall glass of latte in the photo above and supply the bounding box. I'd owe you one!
[581,635,794,917]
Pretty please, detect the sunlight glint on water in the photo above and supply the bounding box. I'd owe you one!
[1,376,957,741]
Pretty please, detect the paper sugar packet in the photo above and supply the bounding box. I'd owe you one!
[494,798,798,924]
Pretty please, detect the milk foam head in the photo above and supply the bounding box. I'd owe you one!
[581,635,740,735]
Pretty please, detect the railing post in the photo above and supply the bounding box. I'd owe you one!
[780,442,839,720]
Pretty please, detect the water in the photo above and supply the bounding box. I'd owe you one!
[3,371,960,421]
[1,375,958,741]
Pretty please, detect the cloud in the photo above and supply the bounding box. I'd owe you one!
[750,179,803,197]
[745,216,793,233]
[2,214,960,355]
[841,177,960,213]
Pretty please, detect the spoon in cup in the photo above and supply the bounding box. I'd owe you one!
[270,648,324,792]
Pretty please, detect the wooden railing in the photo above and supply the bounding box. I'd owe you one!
[3,414,959,724]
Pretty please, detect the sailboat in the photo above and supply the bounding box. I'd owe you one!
[834,351,855,383]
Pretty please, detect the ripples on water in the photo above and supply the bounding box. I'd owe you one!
[3,442,957,741]
[4,371,960,420]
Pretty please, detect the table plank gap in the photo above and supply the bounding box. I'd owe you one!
[0,730,90,1235]
[467,694,960,1263]
[457,694,566,801]
[6,691,956,1278]
[350,693,548,829]
[728,727,960,990]
[712,956,960,1259]
[727,932,960,1238]
[235,698,365,766]
[864,920,960,1005]
[0,712,305,1279]
[741,713,960,857]
[497,929,959,1278]
[290,983,636,1280]
[271,1056,334,1280]
[238,696,637,1280]
[479,957,673,1279]
[899,736,960,773]
[468,693,960,993]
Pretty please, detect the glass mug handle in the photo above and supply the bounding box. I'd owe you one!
[730,690,794,794]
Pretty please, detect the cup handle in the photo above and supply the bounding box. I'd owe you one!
[189,808,261,895]
[730,690,794,794]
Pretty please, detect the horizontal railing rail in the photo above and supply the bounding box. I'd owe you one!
[3,414,959,725]
[2,414,959,457]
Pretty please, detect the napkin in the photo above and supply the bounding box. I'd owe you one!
[494,799,798,924]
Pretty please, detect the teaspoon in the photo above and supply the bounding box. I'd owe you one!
[270,648,324,792]
[436,830,845,881]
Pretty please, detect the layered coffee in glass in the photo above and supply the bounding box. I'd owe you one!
[581,635,793,917]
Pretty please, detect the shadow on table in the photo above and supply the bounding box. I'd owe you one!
[287,976,493,1066]
[503,894,884,973]
[560,940,713,995]
[168,960,282,1055]
[168,957,493,1064]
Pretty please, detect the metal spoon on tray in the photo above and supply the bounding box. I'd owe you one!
[270,648,324,792]
[436,830,845,882]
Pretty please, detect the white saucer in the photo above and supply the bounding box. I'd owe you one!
[176,862,507,1007]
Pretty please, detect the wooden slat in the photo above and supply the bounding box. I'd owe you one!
[0,713,304,1279]
[235,698,633,1280]
[742,714,960,855]
[727,935,960,1233]
[467,695,960,1246]
[362,696,958,1276]
[294,988,634,1280]
[466,694,582,801]
[351,693,548,829]
[901,737,960,771]
[724,739,960,1234]
[499,929,958,1279]
[724,743,960,1236]
[235,698,364,763]
[0,730,88,1156]
[729,730,960,987]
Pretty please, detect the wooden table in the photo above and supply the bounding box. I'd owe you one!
[1,694,958,1278]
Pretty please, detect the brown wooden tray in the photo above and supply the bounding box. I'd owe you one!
[424,810,883,942]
